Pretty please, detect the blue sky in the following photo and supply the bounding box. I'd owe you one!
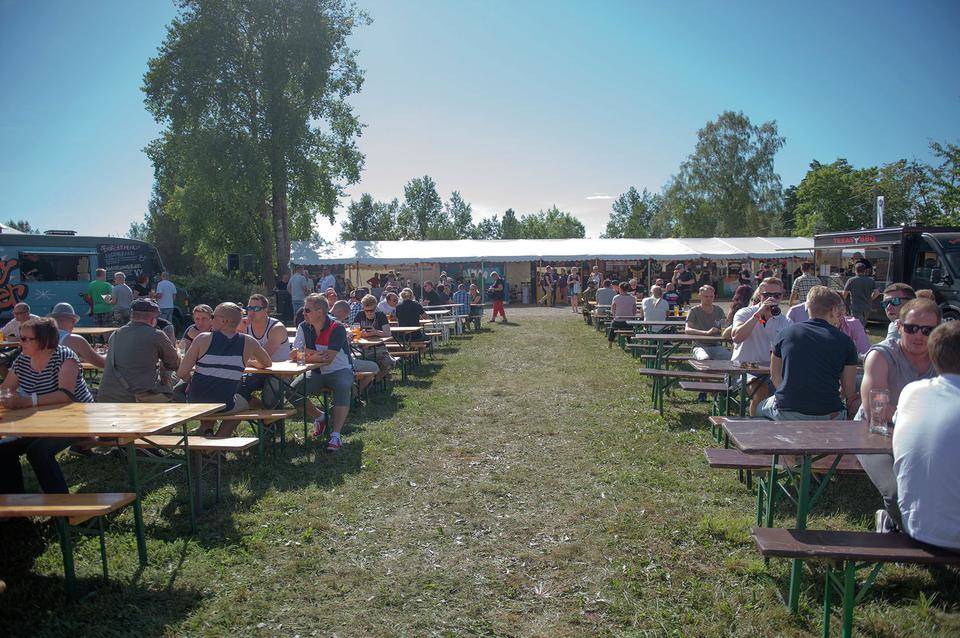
[1,0,958,238]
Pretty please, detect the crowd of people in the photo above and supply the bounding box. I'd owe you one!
[0,269,502,495]
[593,264,959,552]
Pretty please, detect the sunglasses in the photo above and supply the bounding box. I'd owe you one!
[902,323,936,336]
[881,297,904,308]
[244,305,266,312]
[760,291,783,299]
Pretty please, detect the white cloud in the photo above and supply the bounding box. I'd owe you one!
[585,194,613,200]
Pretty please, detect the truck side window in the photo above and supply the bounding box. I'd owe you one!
[914,246,945,284]
[18,253,88,282]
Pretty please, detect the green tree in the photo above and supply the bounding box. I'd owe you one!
[473,215,502,239]
[444,191,474,239]
[397,175,446,239]
[602,187,664,238]
[340,194,400,241]
[500,208,522,239]
[141,0,368,286]
[660,110,785,236]
[4,220,40,234]
[517,206,585,239]
[929,140,960,223]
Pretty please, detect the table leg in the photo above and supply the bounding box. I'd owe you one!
[739,371,748,417]
[125,442,148,566]
[788,455,814,613]
[55,517,77,598]
[181,423,197,533]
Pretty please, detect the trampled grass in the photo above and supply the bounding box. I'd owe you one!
[1,307,957,637]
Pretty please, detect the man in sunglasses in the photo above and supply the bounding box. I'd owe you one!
[880,283,916,341]
[731,277,792,414]
[237,294,290,407]
[857,298,940,533]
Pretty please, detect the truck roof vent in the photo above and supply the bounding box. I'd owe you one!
[44,230,77,236]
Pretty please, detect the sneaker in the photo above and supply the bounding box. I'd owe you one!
[326,437,342,452]
[488,319,496,323]
[311,415,327,438]
[500,318,508,323]
[875,509,894,533]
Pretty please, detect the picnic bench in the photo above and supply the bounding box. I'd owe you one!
[0,492,136,597]
[637,368,724,415]
[751,527,960,638]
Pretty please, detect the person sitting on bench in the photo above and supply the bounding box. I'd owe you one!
[178,302,272,437]
[893,321,960,550]
[607,281,636,349]
[857,298,940,533]
[731,277,791,414]
[758,286,859,421]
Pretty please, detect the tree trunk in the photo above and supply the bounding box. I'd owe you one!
[259,199,276,290]
[272,167,290,280]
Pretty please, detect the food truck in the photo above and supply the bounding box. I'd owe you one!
[814,226,960,321]
[0,230,170,325]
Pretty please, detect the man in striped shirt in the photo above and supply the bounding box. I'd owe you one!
[788,262,821,306]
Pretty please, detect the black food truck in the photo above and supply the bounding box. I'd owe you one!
[814,226,960,322]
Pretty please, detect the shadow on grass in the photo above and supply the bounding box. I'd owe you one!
[0,569,202,638]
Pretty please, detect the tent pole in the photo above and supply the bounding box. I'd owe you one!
[481,260,485,303]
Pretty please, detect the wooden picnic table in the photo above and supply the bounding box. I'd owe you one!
[689,359,770,417]
[244,361,319,434]
[425,309,451,316]
[625,319,687,333]
[721,418,891,613]
[0,402,224,564]
[631,333,730,368]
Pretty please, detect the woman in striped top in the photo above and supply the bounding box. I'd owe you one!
[0,317,93,494]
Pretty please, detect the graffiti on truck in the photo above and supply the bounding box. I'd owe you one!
[0,258,28,311]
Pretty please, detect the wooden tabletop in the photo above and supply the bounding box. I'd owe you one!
[632,333,729,342]
[389,326,423,334]
[355,338,385,347]
[243,361,317,376]
[689,359,770,374]
[722,419,891,456]
[625,319,687,326]
[425,309,451,315]
[73,327,118,337]
[0,402,224,438]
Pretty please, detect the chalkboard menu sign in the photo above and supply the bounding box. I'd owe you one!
[97,242,155,279]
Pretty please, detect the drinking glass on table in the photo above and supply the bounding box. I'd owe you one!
[0,387,14,408]
[868,388,891,436]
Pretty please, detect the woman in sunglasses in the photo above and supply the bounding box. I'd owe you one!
[880,283,916,341]
[857,297,941,533]
[0,317,93,494]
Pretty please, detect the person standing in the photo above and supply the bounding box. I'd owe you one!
[155,272,177,323]
[676,264,696,305]
[843,262,876,328]
[87,268,114,327]
[788,262,821,306]
[109,272,134,325]
[289,267,311,314]
[568,267,581,313]
[97,299,181,403]
[556,268,568,304]
[539,267,556,306]
[318,267,336,295]
[488,272,507,323]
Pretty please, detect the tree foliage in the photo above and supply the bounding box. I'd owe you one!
[658,110,785,236]
[137,0,368,285]
[602,187,668,238]
[4,220,40,234]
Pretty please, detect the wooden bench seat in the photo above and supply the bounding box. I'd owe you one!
[679,381,727,393]
[0,492,136,526]
[196,409,295,424]
[750,526,960,638]
[642,354,695,362]
[133,435,259,452]
[0,492,137,596]
[704,448,864,474]
[637,368,724,380]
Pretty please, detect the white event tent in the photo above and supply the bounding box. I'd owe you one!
[291,236,812,265]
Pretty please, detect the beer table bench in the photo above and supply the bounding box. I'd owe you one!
[721,418,891,613]
[751,527,960,638]
[689,359,771,417]
[632,333,730,371]
[624,318,687,333]
[244,361,318,439]
[0,492,136,597]
[0,402,224,564]
[637,368,724,415]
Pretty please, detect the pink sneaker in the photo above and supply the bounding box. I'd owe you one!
[311,415,326,438]
[326,437,342,452]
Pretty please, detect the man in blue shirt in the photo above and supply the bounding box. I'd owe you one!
[759,286,860,420]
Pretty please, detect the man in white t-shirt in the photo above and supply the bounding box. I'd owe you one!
[2,303,39,340]
[155,272,177,323]
[289,267,311,313]
[892,321,960,550]
[731,277,791,413]
[318,267,336,295]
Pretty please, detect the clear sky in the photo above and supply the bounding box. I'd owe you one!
[1,0,958,238]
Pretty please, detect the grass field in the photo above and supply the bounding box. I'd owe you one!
[1,307,958,637]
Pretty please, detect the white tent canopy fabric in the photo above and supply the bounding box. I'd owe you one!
[290,237,812,266]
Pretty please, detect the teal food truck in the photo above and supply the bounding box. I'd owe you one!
[0,230,168,325]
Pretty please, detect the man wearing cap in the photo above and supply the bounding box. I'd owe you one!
[49,302,105,369]
[97,299,181,402]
